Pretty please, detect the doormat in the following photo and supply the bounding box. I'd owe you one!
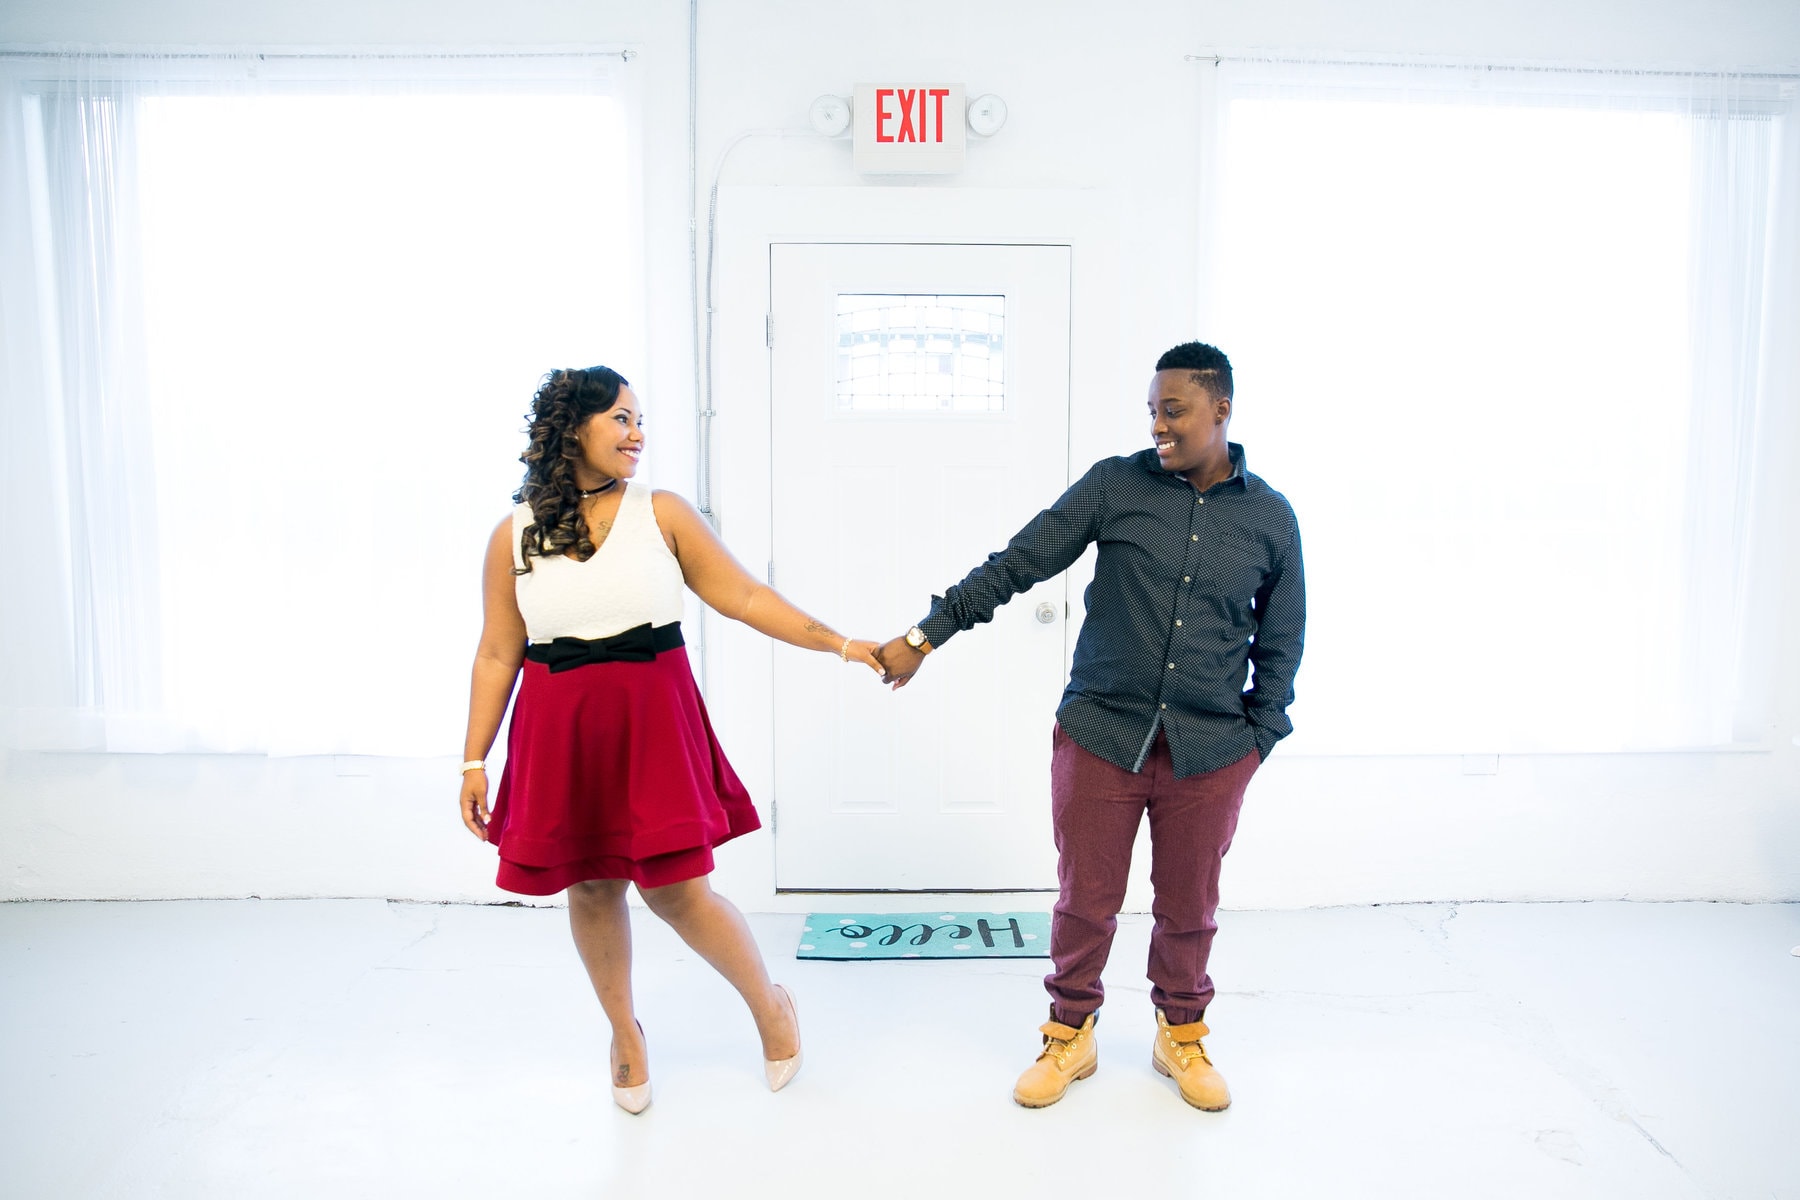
[797,911,1051,960]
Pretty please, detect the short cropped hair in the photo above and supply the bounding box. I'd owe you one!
[1155,342,1233,401]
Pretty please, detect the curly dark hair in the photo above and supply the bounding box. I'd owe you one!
[1155,341,1233,401]
[512,365,629,572]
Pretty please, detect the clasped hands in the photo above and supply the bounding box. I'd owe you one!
[871,635,926,690]
[837,635,927,689]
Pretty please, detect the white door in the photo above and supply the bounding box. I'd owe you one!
[769,242,1072,890]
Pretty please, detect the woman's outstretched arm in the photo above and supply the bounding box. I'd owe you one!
[459,516,528,840]
[652,490,883,674]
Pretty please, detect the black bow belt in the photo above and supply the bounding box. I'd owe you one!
[526,622,684,673]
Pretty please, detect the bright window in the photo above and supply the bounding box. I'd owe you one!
[1205,66,1784,753]
[5,56,642,755]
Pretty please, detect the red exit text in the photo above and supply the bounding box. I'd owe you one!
[874,87,953,144]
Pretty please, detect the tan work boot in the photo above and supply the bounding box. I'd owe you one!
[1152,1009,1231,1110]
[1011,1014,1098,1108]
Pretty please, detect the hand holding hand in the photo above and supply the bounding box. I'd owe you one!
[460,769,490,841]
[877,636,927,689]
[842,638,884,675]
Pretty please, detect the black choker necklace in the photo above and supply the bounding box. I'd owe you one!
[577,478,620,499]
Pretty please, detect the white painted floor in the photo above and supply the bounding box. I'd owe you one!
[3,900,1797,1200]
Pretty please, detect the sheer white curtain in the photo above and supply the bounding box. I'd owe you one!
[0,50,646,755]
[1197,60,1795,754]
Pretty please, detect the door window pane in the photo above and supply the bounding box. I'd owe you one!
[835,294,1005,412]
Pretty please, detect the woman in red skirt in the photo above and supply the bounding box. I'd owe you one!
[458,366,882,1114]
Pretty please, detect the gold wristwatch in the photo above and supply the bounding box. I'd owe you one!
[905,625,932,653]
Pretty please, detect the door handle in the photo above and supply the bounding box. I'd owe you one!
[1035,602,1057,624]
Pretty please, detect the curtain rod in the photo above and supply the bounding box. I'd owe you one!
[0,48,635,62]
[1187,52,1798,81]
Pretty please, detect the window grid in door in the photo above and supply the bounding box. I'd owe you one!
[834,293,1005,412]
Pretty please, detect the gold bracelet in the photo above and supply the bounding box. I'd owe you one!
[839,637,852,662]
[461,760,486,773]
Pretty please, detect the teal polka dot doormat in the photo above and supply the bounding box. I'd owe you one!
[797,912,1051,960]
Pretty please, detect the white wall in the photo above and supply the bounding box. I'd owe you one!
[3,0,1798,907]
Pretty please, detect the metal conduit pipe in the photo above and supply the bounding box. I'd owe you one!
[688,2,814,689]
[687,0,707,690]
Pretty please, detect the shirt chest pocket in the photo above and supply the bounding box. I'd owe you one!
[1207,533,1270,600]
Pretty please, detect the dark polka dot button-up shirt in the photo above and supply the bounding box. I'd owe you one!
[918,443,1305,778]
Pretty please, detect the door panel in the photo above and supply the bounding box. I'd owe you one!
[769,242,1072,890]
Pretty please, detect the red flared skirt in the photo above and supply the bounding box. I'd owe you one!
[487,645,759,895]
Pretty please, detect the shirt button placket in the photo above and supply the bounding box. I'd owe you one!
[1179,488,1207,629]
[1168,490,1205,708]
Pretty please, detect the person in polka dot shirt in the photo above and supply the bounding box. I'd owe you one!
[877,341,1305,1111]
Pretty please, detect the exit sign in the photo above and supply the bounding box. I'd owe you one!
[854,83,966,174]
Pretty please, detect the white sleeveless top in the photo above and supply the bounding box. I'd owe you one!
[511,483,686,642]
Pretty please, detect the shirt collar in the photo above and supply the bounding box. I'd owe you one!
[1138,441,1250,491]
[1221,442,1248,488]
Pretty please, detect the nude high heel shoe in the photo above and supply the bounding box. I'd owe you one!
[764,984,803,1092]
[611,1019,651,1115]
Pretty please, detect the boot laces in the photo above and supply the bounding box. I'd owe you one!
[1040,1035,1076,1067]
[1165,1029,1211,1069]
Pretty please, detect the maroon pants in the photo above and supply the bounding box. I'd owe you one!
[1046,724,1258,1027]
